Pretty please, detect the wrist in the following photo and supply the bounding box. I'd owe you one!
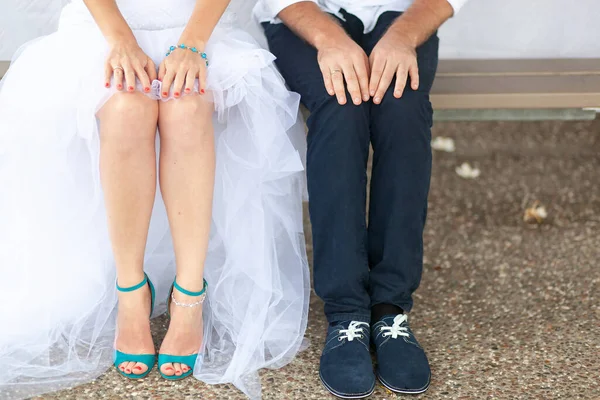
[105,30,137,47]
[387,24,419,48]
[178,34,207,51]
[313,29,348,51]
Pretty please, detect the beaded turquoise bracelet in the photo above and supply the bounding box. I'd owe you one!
[166,44,209,66]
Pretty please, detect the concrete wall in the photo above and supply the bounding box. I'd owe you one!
[1,0,599,61]
[439,0,600,59]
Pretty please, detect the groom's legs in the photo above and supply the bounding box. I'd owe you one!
[263,20,372,324]
[362,12,439,315]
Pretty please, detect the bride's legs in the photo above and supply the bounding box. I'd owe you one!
[157,95,215,377]
[98,93,159,375]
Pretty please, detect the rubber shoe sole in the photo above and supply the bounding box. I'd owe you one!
[319,372,375,399]
[376,372,430,395]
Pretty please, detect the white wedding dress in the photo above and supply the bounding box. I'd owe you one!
[0,1,309,399]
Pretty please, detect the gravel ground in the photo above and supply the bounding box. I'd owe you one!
[36,118,600,400]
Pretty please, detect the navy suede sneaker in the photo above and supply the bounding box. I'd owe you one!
[372,314,431,394]
[319,321,376,399]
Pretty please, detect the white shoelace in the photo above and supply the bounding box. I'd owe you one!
[380,314,410,339]
[338,321,369,341]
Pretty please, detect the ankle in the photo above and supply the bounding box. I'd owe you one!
[116,270,146,288]
[174,274,206,293]
[371,304,404,324]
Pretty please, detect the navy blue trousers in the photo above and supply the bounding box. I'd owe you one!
[263,10,438,324]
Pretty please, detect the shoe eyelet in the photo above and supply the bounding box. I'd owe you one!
[338,337,342,341]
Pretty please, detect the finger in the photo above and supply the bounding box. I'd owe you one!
[392,64,409,99]
[353,55,370,102]
[134,62,151,94]
[161,69,176,98]
[158,61,166,81]
[104,63,112,88]
[374,63,398,104]
[331,70,346,105]
[341,63,362,105]
[184,69,197,95]
[113,67,124,91]
[172,68,187,98]
[319,63,335,97]
[408,61,419,91]
[369,55,385,97]
[146,58,158,82]
[123,62,136,92]
[198,66,207,95]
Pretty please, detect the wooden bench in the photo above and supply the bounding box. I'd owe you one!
[2,59,599,120]
[431,59,600,120]
[1,61,8,78]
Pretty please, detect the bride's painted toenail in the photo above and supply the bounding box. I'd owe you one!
[134,366,142,370]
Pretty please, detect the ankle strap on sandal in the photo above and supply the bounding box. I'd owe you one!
[116,273,149,292]
[173,278,208,297]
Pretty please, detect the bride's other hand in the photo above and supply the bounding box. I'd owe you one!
[104,40,157,93]
[158,45,207,99]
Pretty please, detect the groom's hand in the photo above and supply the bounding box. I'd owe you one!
[317,36,371,106]
[369,29,419,104]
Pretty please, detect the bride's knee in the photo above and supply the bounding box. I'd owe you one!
[159,95,214,144]
[98,93,158,142]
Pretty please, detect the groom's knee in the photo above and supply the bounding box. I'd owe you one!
[307,95,369,141]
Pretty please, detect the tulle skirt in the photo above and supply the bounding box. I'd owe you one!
[0,5,309,400]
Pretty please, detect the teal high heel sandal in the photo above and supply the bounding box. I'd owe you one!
[114,273,156,379]
[158,278,208,381]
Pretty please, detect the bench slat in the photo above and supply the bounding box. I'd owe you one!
[432,59,600,109]
[437,59,600,77]
[0,61,8,78]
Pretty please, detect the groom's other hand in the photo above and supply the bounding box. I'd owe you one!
[317,35,370,106]
[369,30,419,104]
[278,2,370,105]
[369,0,455,104]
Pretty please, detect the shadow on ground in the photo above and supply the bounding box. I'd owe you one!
[41,119,600,399]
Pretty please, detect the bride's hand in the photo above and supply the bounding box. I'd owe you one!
[104,40,157,93]
[158,44,208,98]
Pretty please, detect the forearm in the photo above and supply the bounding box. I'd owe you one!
[388,0,454,48]
[179,0,231,48]
[277,2,348,50]
[84,0,135,45]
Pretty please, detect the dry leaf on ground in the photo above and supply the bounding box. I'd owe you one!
[524,200,548,224]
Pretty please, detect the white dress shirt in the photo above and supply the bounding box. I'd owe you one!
[253,0,468,33]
